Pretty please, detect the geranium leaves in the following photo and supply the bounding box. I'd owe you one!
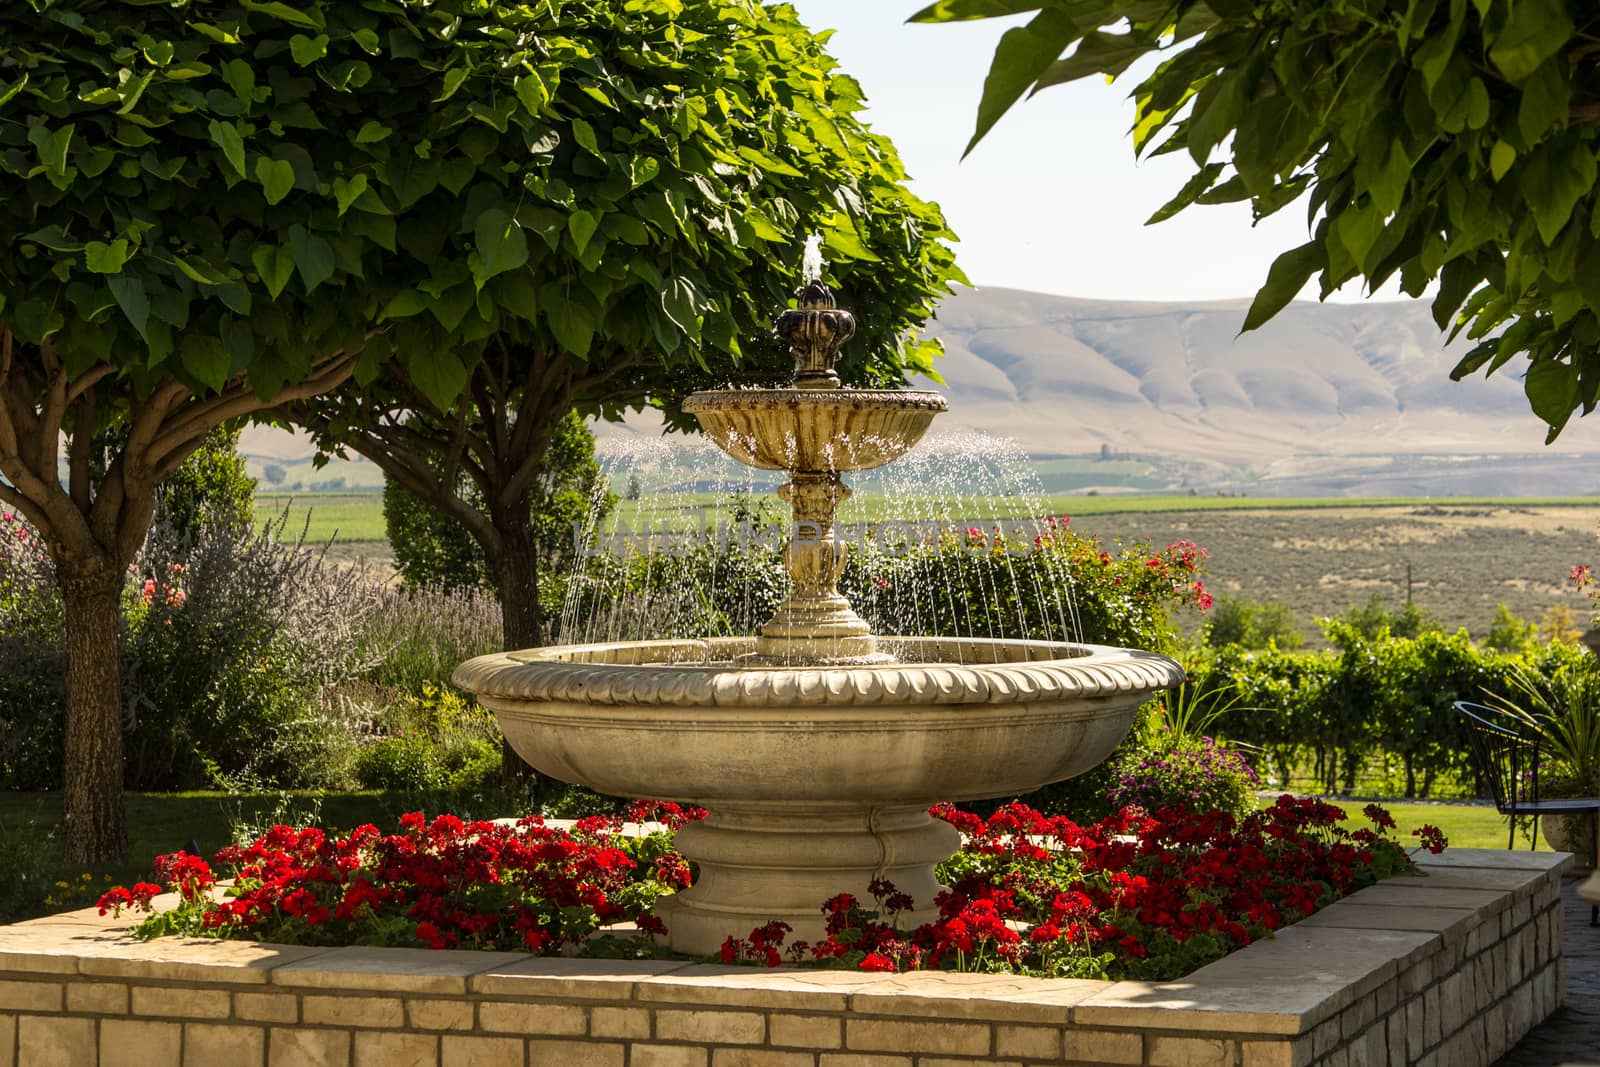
[933,0,1600,438]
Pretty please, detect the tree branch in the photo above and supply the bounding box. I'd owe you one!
[147,354,355,467]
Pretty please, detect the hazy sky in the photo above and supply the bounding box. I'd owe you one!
[788,1,1388,305]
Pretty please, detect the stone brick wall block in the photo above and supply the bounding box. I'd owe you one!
[268,1027,351,1067]
[99,1018,180,1067]
[19,1015,96,1067]
[352,1030,437,1067]
[184,1024,266,1067]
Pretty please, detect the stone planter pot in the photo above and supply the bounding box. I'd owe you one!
[1540,811,1596,871]
[1580,626,1600,658]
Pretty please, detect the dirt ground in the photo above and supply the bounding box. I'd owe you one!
[1066,505,1600,645]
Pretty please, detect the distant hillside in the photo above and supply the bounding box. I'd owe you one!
[244,287,1600,498]
[923,288,1600,497]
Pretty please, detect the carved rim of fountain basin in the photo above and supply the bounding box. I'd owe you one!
[451,636,1184,707]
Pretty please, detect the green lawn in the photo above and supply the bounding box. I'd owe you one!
[254,493,388,543]
[0,790,503,922]
[1343,800,1549,852]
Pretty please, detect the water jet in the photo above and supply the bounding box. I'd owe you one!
[454,279,1183,955]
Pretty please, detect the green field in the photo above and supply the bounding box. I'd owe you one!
[255,493,388,543]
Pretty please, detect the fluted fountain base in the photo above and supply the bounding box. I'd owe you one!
[653,802,959,955]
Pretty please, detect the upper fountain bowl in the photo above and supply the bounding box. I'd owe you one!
[682,388,948,473]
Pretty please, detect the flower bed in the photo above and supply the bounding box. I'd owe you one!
[99,796,1444,985]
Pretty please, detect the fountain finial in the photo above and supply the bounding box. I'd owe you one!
[775,234,855,389]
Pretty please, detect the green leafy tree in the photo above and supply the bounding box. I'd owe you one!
[1203,594,1303,649]
[1,1,646,861]
[1327,593,1441,647]
[384,411,609,600]
[922,0,1600,439]
[1485,602,1539,652]
[291,0,962,654]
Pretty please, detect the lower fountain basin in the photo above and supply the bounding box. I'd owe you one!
[453,636,1183,954]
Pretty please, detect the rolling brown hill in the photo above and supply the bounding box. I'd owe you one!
[243,286,1600,498]
[925,287,1600,496]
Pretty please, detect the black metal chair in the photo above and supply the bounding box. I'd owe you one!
[1456,700,1600,926]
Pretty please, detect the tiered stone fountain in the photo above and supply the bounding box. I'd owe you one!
[454,277,1184,955]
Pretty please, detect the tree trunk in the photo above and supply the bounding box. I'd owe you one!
[59,563,127,864]
[496,512,544,651]
[493,499,545,791]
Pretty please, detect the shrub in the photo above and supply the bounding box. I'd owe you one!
[156,423,256,542]
[1106,739,1259,821]
[355,735,445,791]
[352,685,501,793]
[1203,594,1303,649]
[358,585,504,691]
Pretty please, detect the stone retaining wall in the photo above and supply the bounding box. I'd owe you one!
[0,849,1568,1067]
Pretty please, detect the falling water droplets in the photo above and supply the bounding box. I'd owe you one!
[555,430,1083,664]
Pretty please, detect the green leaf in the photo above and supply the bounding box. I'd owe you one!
[567,210,600,255]
[288,225,336,293]
[1187,75,1247,165]
[571,118,600,156]
[27,123,74,176]
[546,290,597,356]
[434,66,470,103]
[241,0,323,28]
[108,274,150,340]
[352,28,381,55]
[221,59,255,104]
[493,271,539,321]
[23,226,83,253]
[908,0,1050,21]
[289,34,330,66]
[207,119,246,177]
[116,71,153,114]
[256,157,296,205]
[379,289,427,320]
[1490,141,1516,181]
[251,245,295,299]
[354,121,391,144]
[173,255,233,287]
[1518,61,1571,146]
[629,156,660,189]
[179,333,230,392]
[1243,241,1323,332]
[1518,136,1596,245]
[660,275,703,342]
[402,349,470,407]
[333,174,368,216]
[822,223,881,262]
[1146,163,1225,225]
[515,72,549,115]
[83,239,130,274]
[473,208,529,284]
[1525,357,1578,437]
[965,8,1077,156]
[0,73,29,112]
[1489,0,1573,84]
